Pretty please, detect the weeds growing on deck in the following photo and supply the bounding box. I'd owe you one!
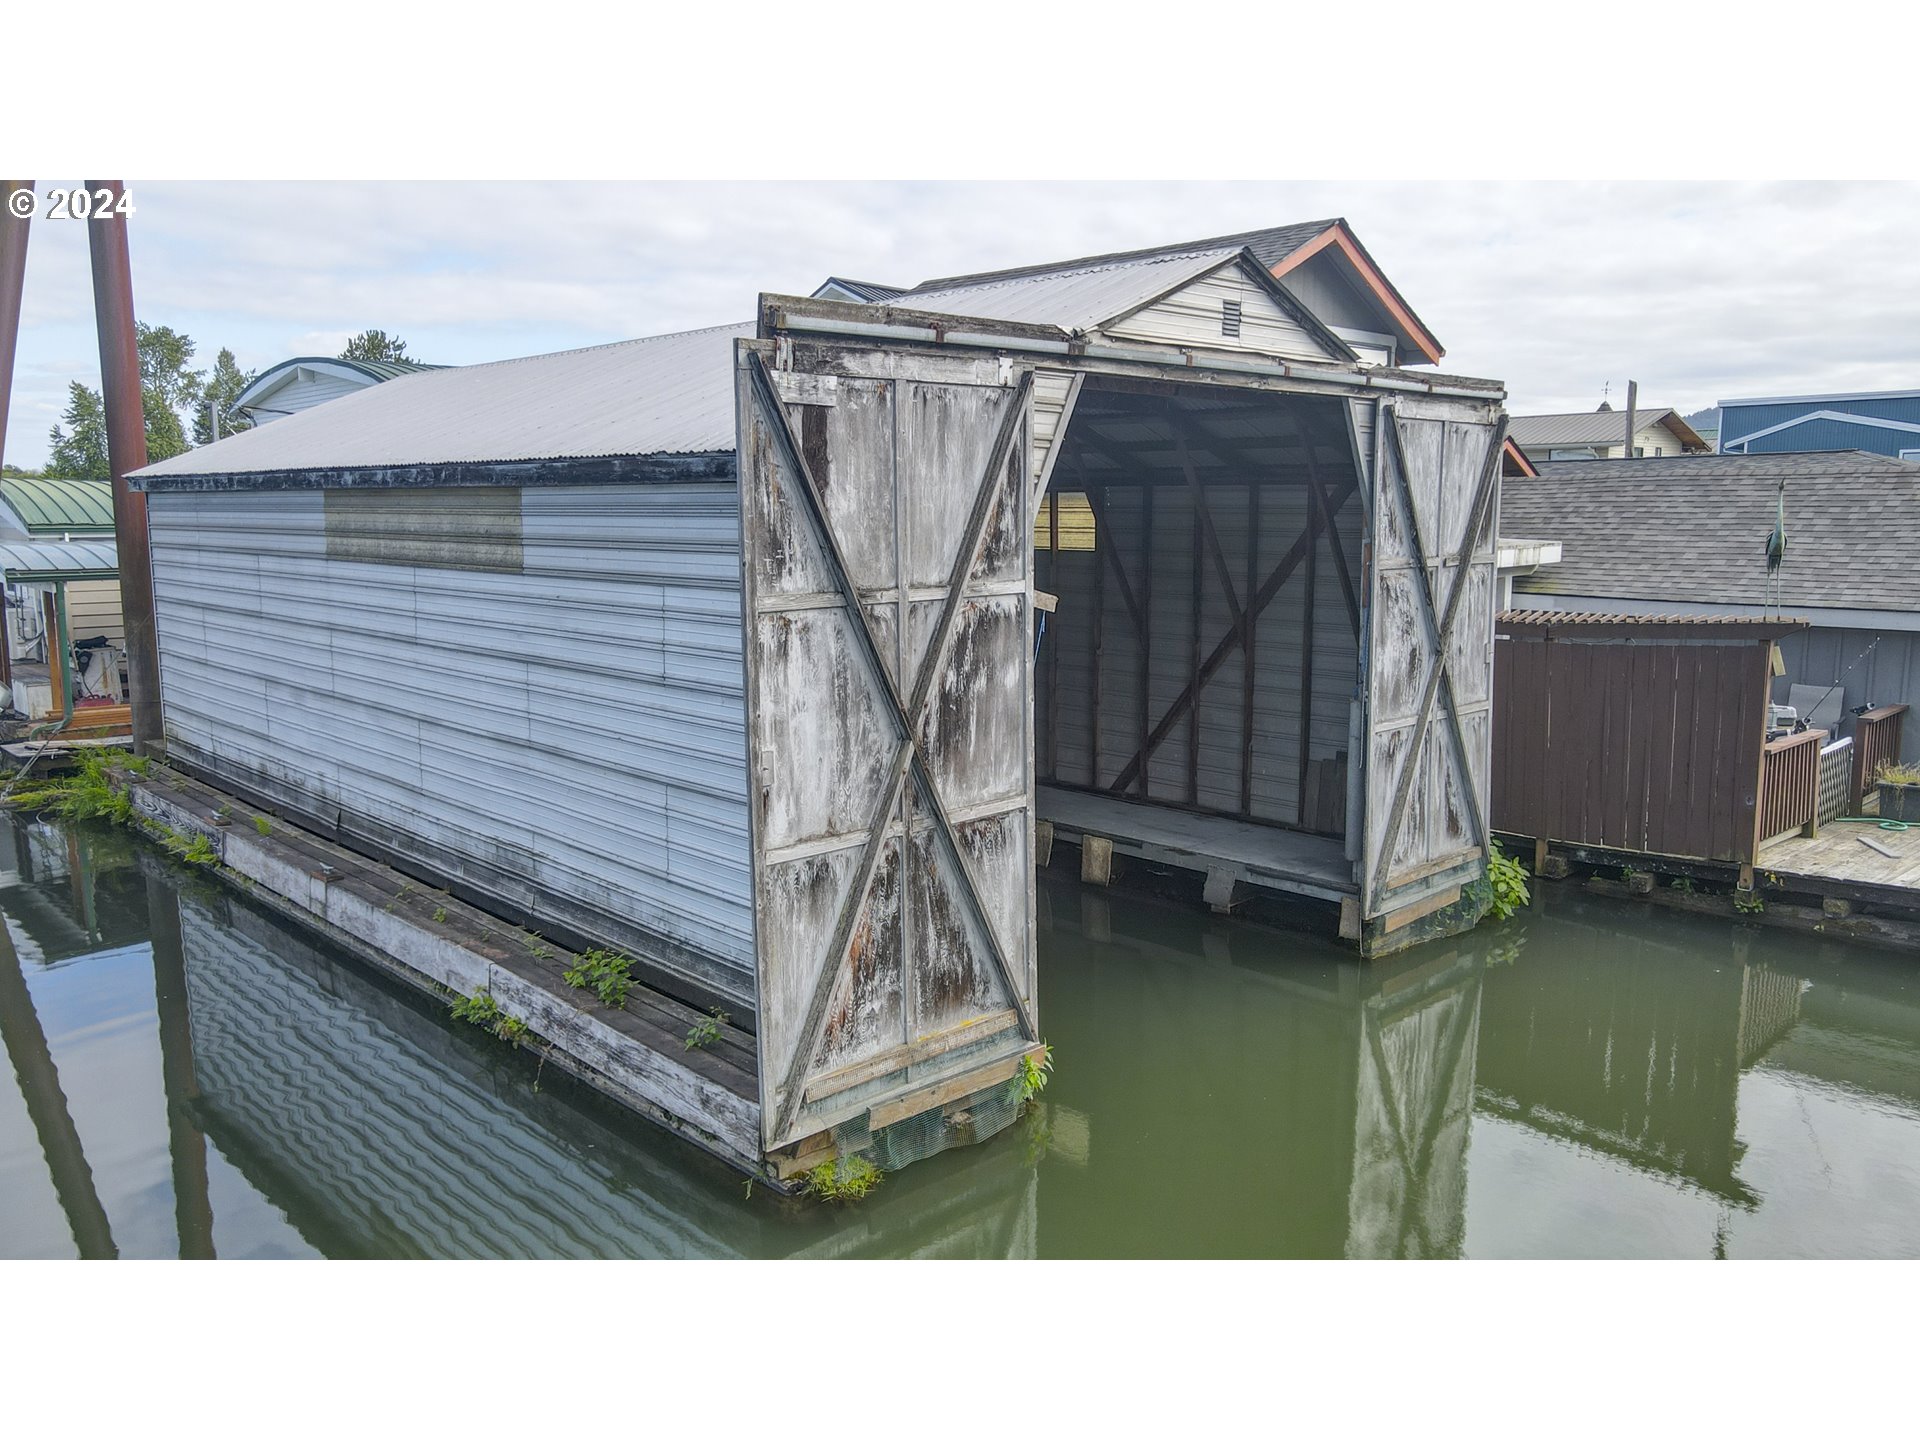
[1670,876,1696,894]
[1733,890,1766,916]
[451,989,530,1046]
[685,1008,728,1051]
[804,1154,883,1204]
[162,828,219,867]
[1009,1044,1054,1107]
[1484,841,1532,921]
[564,948,633,1008]
[253,815,273,836]
[432,906,449,924]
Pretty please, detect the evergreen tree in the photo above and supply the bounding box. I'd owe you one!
[340,328,413,364]
[193,347,257,445]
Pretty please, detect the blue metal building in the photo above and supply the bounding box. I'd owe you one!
[1719,389,1920,460]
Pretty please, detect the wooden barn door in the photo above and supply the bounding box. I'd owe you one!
[735,339,1039,1151]
[1361,399,1508,920]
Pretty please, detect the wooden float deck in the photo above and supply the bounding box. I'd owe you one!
[116,765,769,1179]
[1759,821,1920,913]
[1038,784,1354,902]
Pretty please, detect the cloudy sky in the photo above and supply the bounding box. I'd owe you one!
[8,179,1919,469]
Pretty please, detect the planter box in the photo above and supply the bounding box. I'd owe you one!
[1876,780,1920,823]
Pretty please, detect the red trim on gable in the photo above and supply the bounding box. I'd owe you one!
[1502,437,1537,478]
[1269,222,1445,365]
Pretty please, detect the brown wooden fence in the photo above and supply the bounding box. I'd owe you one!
[1492,612,1809,868]
[1757,728,1825,846]
[1850,704,1910,806]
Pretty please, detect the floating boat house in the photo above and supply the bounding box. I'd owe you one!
[126,231,1511,1179]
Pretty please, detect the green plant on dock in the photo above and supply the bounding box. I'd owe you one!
[451,990,501,1027]
[163,828,219,867]
[40,750,135,826]
[1484,841,1531,921]
[1874,760,1920,786]
[1619,865,1639,884]
[1733,890,1766,916]
[804,1154,883,1204]
[451,989,529,1045]
[564,948,633,1008]
[432,906,449,924]
[253,815,273,837]
[1670,876,1695,895]
[685,1008,728,1051]
[1009,1044,1054,1106]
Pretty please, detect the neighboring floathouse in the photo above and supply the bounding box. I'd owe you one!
[231,355,445,427]
[1718,387,1920,460]
[1502,451,1920,763]
[1508,404,1710,463]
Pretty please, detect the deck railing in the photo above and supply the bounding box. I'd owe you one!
[1817,736,1854,826]
[1757,728,1826,846]
[1850,704,1910,809]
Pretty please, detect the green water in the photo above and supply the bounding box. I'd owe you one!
[5,815,1919,1259]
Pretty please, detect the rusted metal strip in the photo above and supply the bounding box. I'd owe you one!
[748,355,1037,1145]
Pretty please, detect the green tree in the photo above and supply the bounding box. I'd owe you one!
[45,323,200,477]
[340,328,413,364]
[192,347,257,446]
[45,383,110,479]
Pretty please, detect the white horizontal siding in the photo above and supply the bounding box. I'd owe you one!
[64,580,124,643]
[147,483,757,1013]
[1102,265,1341,363]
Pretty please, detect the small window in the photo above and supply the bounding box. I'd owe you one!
[1900,448,1920,464]
[1221,299,1242,339]
[1034,492,1097,551]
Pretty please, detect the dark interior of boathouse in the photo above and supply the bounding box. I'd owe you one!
[1035,378,1365,903]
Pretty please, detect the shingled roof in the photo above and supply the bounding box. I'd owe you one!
[1504,451,1920,615]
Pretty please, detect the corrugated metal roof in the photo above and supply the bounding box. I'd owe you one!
[898,246,1244,333]
[1508,408,1694,448]
[914,220,1338,292]
[0,537,118,581]
[135,323,751,480]
[1504,452,1920,613]
[814,277,908,302]
[0,476,116,532]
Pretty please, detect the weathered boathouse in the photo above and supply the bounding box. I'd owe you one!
[125,235,1510,1179]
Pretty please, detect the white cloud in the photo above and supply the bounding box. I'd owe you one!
[7,180,1920,467]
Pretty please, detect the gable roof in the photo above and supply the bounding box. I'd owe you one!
[234,355,447,413]
[135,323,751,482]
[811,277,908,303]
[1508,408,1708,451]
[910,218,1444,365]
[0,475,116,533]
[896,245,1357,361]
[1503,451,1920,614]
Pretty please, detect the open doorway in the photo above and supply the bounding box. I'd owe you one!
[1034,376,1366,906]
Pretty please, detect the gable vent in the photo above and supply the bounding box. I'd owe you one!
[1221,299,1243,339]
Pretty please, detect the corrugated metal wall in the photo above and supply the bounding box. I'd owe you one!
[1723,394,1920,455]
[146,483,757,1014]
[1776,626,1920,764]
[1040,478,1361,829]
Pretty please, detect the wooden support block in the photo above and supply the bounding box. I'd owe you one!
[1533,837,1548,873]
[1823,896,1854,919]
[1739,863,1756,891]
[1538,854,1572,881]
[1081,835,1113,887]
[1628,871,1655,896]
[1203,867,1241,914]
[1339,895,1362,942]
[1035,819,1054,869]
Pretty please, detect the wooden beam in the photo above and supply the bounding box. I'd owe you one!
[1242,479,1260,815]
[1188,488,1202,806]
[1138,484,1153,798]
[1299,496,1318,825]
[1109,478,1356,795]
[1080,483,1145,640]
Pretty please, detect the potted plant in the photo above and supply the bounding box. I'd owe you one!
[1874,760,1920,823]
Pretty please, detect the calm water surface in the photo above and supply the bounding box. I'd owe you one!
[5,815,1920,1258]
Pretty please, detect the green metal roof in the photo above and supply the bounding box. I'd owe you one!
[0,476,116,534]
[0,537,118,582]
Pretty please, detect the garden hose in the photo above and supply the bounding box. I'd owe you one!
[1831,817,1913,831]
